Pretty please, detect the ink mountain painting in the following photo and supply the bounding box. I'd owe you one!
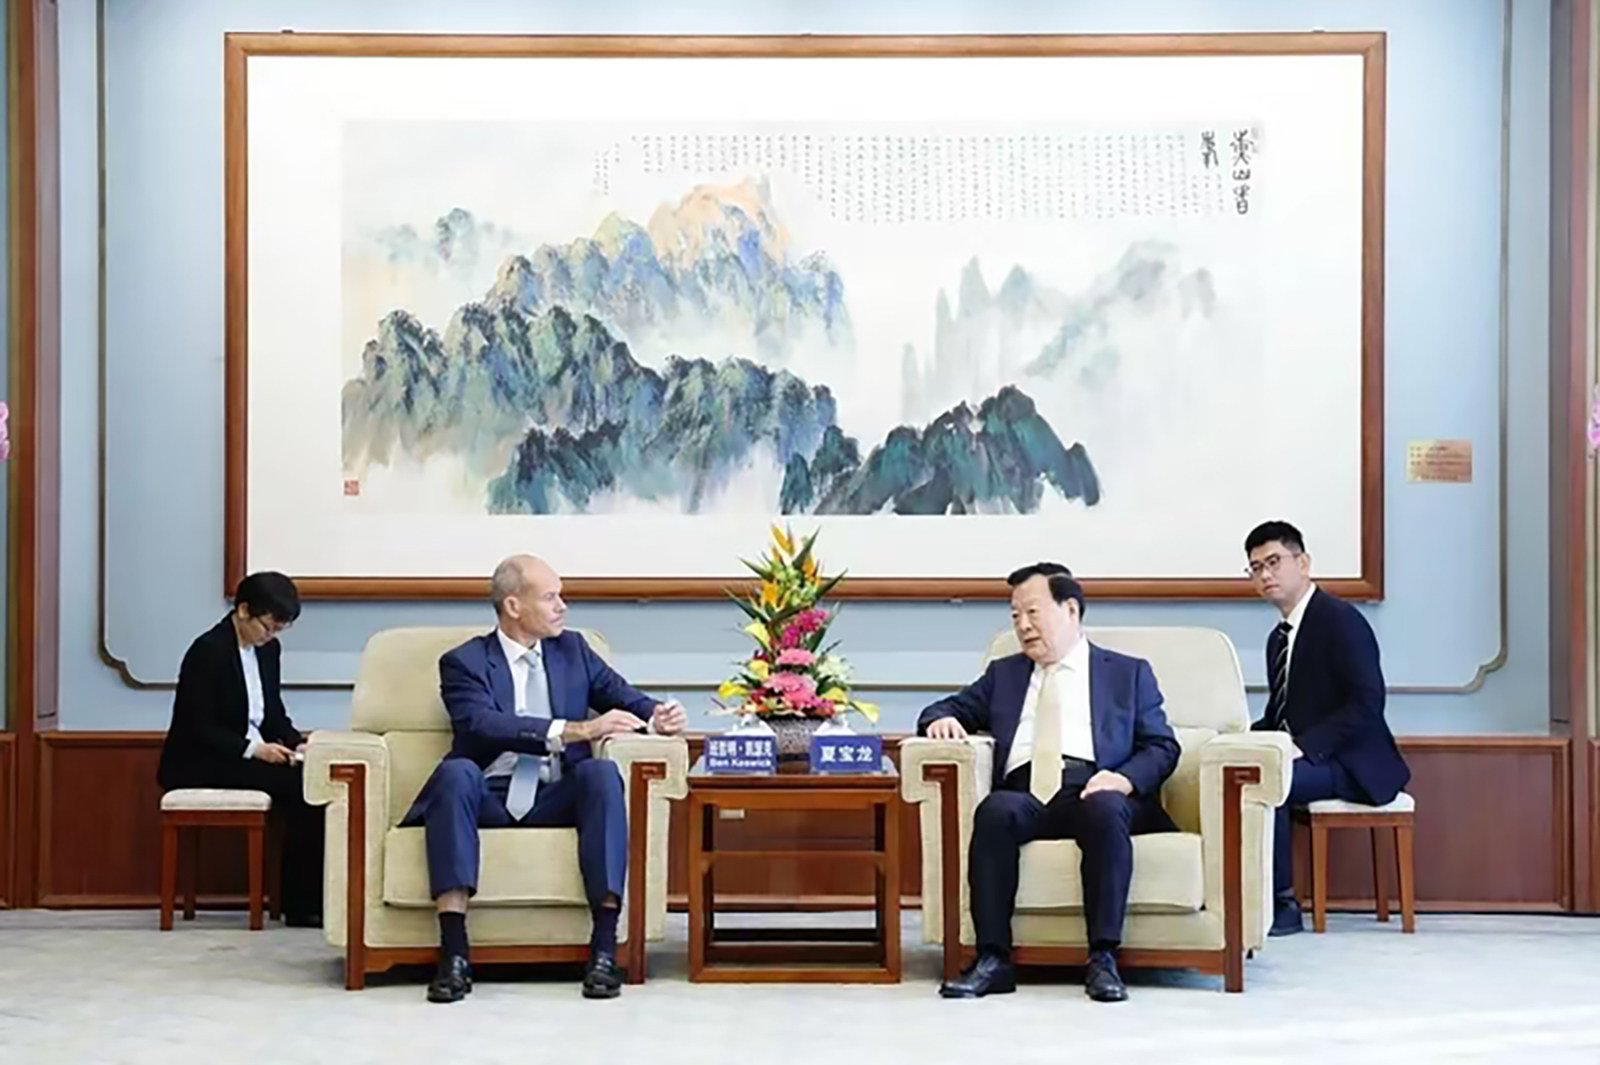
[339,121,1241,519]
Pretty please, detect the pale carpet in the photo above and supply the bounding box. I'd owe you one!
[2,910,1598,1064]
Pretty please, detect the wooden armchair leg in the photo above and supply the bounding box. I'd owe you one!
[330,764,370,990]
[624,762,665,986]
[1221,765,1259,993]
[923,763,966,985]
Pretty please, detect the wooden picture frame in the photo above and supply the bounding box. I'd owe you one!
[224,32,1385,600]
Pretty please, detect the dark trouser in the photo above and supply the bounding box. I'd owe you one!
[406,756,627,912]
[969,761,1172,958]
[1274,758,1364,896]
[170,759,325,920]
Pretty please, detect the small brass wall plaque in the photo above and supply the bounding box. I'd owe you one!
[1406,439,1472,483]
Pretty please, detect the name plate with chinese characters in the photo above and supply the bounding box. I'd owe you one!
[704,734,777,775]
[810,733,884,774]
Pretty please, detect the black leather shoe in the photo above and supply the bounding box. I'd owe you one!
[427,955,472,1004]
[1085,950,1128,1002]
[939,953,1017,998]
[582,952,624,999]
[1270,897,1305,937]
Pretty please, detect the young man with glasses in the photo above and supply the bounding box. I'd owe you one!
[1244,521,1409,935]
[157,571,325,927]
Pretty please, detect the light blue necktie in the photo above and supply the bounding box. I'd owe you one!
[505,648,556,821]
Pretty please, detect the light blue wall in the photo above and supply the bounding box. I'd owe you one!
[56,0,1550,734]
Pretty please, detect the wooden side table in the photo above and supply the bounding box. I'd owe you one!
[686,760,901,983]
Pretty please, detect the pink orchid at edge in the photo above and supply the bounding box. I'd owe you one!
[1588,385,1600,455]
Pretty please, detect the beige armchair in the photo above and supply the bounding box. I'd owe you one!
[900,626,1291,992]
[304,626,688,990]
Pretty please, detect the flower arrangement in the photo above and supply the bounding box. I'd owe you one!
[716,525,878,724]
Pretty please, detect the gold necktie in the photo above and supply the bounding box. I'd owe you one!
[1029,663,1064,803]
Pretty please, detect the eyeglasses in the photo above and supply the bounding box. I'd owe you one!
[252,615,293,637]
[1245,552,1300,578]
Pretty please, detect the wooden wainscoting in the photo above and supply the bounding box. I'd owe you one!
[1,733,14,907]
[17,730,1582,913]
[36,732,256,907]
[1294,737,1571,911]
[1591,741,1600,907]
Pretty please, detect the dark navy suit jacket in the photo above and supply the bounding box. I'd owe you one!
[1251,588,1410,804]
[402,629,656,824]
[916,644,1182,812]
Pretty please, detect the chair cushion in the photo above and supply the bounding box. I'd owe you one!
[1307,792,1415,815]
[1015,832,1204,913]
[381,827,588,907]
[160,788,272,812]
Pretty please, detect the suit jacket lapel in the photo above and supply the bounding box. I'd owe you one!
[541,636,582,721]
[212,617,249,726]
[1087,647,1114,765]
[485,633,515,715]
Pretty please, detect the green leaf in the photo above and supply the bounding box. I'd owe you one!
[725,590,766,623]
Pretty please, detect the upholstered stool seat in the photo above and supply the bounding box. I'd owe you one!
[159,788,277,931]
[161,788,273,812]
[1297,791,1416,933]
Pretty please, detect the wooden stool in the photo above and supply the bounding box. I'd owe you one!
[159,789,273,931]
[1299,792,1416,934]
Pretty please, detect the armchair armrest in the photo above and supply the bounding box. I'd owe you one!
[1197,730,1295,976]
[595,733,690,978]
[1200,732,1293,808]
[597,733,690,802]
[899,737,994,970]
[303,730,389,813]
[301,731,390,982]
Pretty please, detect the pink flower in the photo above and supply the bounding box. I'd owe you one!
[793,608,828,634]
[776,648,815,668]
[0,402,10,462]
[764,672,816,699]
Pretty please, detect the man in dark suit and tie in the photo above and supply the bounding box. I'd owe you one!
[157,571,324,927]
[402,554,687,1004]
[1244,521,1410,936]
[919,563,1181,1003]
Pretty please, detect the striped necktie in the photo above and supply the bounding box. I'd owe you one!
[1264,621,1292,730]
[505,647,556,821]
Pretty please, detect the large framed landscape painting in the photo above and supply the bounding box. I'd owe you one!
[224,33,1384,599]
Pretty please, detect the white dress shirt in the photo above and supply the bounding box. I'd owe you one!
[1282,583,1318,672]
[484,629,567,780]
[239,644,266,759]
[1003,637,1097,778]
